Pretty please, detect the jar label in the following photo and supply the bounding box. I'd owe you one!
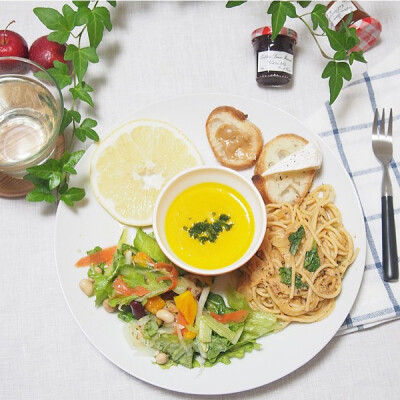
[326,1,357,29]
[258,51,293,74]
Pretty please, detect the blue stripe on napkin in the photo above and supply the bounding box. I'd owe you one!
[308,61,400,334]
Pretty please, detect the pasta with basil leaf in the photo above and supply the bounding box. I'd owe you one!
[238,184,358,323]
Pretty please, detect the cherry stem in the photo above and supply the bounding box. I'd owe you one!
[2,20,15,45]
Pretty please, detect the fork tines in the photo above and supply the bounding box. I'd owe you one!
[374,108,393,137]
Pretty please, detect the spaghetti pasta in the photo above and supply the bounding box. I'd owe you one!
[238,184,358,323]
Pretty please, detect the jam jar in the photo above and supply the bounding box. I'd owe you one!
[326,1,382,52]
[251,26,297,87]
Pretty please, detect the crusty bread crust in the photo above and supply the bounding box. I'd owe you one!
[206,106,263,170]
[253,133,316,205]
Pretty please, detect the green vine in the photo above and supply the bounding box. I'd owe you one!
[24,1,116,206]
[226,1,367,104]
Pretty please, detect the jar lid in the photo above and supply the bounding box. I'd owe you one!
[349,17,382,53]
[251,26,298,44]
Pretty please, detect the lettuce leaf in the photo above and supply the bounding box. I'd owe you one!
[240,311,278,341]
[134,228,169,263]
[205,293,234,315]
[91,248,125,306]
[151,334,194,369]
[204,340,261,367]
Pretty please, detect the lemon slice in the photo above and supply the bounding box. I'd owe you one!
[90,119,203,226]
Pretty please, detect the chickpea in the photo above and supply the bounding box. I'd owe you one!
[165,301,178,313]
[155,352,169,365]
[79,279,94,296]
[155,309,175,324]
[102,298,116,313]
[94,266,103,274]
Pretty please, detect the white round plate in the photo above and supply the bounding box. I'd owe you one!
[55,93,366,395]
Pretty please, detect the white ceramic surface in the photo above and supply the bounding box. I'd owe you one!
[153,165,267,275]
[54,93,366,395]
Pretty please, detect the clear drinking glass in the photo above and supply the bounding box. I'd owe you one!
[0,56,63,178]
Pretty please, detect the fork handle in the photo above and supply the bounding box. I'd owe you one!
[381,196,399,282]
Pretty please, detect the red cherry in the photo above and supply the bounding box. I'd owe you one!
[29,35,71,70]
[0,21,29,73]
[0,25,28,58]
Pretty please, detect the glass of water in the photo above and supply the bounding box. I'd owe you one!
[0,56,63,178]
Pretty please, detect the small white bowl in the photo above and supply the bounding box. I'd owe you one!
[153,166,267,276]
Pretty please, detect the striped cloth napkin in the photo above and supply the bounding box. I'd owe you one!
[306,46,400,334]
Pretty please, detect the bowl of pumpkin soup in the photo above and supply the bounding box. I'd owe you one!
[153,166,267,275]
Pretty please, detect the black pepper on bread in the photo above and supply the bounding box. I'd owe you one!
[206,106,263,170]
[252,134,317,205]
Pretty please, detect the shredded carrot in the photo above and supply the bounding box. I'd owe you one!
[112,276,149,297]
[75,246,117,267]
[210,310,249,324]
[153,262,178,278]
[176,311,188,335]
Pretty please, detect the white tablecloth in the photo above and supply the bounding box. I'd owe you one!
[1,2,399,399]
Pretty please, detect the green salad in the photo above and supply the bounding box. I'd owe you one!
[77,228,282,368]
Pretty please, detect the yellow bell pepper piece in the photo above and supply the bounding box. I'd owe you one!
[174,290,198,326]
[183,330,197,340]
[145,296,166,314]
[133,252,153,267]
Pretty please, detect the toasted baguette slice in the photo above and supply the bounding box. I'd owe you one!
[206,106,263,170]
[252,134,317,205]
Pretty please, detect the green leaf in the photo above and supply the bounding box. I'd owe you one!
[60,187,85,206]
[75,6,91,26]
[349,50,367,65]
[267,1,297,40]
[47,60,72,89]
[345,27,360,49]
[226,1,247,8]
[26,188,56,203]
[75,118,99,142]
[333,50,347,61]
[107,1,117,7]
[33,7,67,31]
[65,45,98,82]
[70,110,81,122]
[80,46,99,63]
[93,7,112,31]
[70,81,94,107]
[297,1,311,7]
[59,108,72,133]
[338,11,354,32]
[304,241,321,272]
[87,11,105,48]
[324,29,345,52]
[23,174,50,191]
[288,225,305,255]
[60,150,85,174]
[59,109,81,134]
[59,182,68,195]
[322,61,351,104]
[47,30,70,45]
[311,4,328,30]
[279,267,308,290]
[73,1,90,8]
[325,29,348,52]
[62,4,76,30]
[26,159,62,190]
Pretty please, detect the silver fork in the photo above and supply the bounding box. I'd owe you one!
[372,109,399,282]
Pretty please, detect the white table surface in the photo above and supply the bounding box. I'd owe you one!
[1,1,399,399]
